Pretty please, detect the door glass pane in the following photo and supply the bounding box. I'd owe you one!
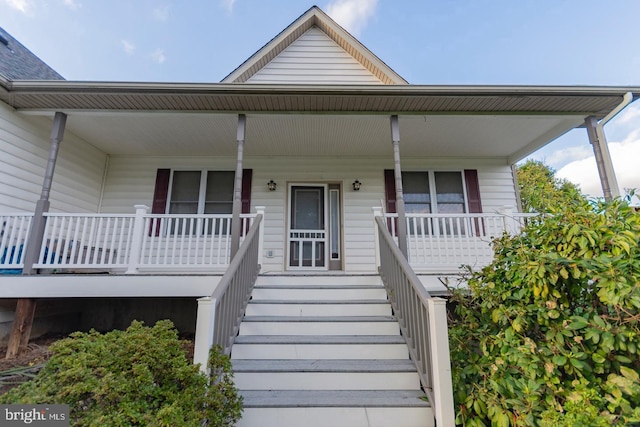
[435,172,465,214]
[330,189,340,260]
[292,187,324,230]
[169,171,200,214]
[402,172,431,213]
[204,171,234,214]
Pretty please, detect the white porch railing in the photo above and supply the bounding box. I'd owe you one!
[0,214,34,269]
[0,207,262,273]
[383,210,539,270]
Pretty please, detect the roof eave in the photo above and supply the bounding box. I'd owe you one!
[4,81,639,119]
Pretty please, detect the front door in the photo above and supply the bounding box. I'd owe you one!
[288,184,341,270]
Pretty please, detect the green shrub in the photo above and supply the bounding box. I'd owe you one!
[0,320,242,427]
[449,199,640,426]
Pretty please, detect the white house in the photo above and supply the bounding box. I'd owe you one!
[0,6,638,426]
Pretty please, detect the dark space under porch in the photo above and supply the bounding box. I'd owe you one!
[0,297,197,346]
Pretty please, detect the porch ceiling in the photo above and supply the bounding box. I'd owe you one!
[6,82,637,162]
[45,112,585,161]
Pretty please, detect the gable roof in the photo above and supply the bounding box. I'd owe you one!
[0,26,64,81]
[222,6,407,85]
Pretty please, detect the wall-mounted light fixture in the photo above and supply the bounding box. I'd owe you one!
[267,180,277,191]
[352,180,361,191]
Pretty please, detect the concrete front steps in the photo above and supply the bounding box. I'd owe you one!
[232,275,434,427]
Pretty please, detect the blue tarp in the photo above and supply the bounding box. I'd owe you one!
[0,244,23,274]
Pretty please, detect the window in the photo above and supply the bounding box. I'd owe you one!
[401,171,466,214]
[385,170,478,237]
[168,171,235,214]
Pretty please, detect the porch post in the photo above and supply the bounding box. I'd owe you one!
[390,115,408,258]
[255,206,265,269]
[193,296,215,373]
[584,116,620,201]
[427,298,456,427]
[230,114,246,259]
[22,112,67,274]
[372,206,383,269]
[6,112,66,359]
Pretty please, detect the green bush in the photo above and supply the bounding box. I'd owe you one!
[0,320,242,427]
[449,199,640,426]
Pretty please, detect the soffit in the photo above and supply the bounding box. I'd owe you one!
[41,112,585,162]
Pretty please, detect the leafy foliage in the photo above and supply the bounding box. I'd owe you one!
[449,198,640,426]
[516,159,585,213]
[0,320,242,427]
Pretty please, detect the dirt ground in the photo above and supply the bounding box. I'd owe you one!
[0,335,60,395]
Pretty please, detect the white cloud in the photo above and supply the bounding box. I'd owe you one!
[62,0,81,10]
[545,145,592,170]
[153,5,169,21]
[616,103,640,125]
[3,0,34,14]
[221,0,236,13]
[121,40,135,55]
[326,0,378,36]
[557,139,640,197]
[150,48,166,64]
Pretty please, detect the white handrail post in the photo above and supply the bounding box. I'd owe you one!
[126,205,149,274]
[256,206,265,269]
[499,206,516,235]
[372,207,383,269]
[427,297,455,427]
[193,296,216,373]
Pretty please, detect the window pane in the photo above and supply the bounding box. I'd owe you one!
[435,172,465,214]
[169,171,201,214]
[402,172,431,213]
[204,171,234,214]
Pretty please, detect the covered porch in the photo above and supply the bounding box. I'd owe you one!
[1,82,631,280]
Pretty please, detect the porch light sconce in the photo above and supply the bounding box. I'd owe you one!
[267,180,277,191]
[352,180,361,191]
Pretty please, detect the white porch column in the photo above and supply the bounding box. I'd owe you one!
[230,114,246,259]
[585,116,620,200]
[390,115,408,258]
[427,297,455,427]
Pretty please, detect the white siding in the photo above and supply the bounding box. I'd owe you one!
[100,156,517,273]
[0,104,107,213]
[247,28,384,85]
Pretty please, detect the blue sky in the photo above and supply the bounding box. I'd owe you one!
[1,0,639,197]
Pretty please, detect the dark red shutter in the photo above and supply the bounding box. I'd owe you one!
[241,169,252,214]
[384,169,396,213]
[464,169,483,236]
[384,169,398,231]
[464,170,482,213]
[150,169,170,236]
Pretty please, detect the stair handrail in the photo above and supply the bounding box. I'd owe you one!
[193,213,262,367]
[374,214,455,426]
